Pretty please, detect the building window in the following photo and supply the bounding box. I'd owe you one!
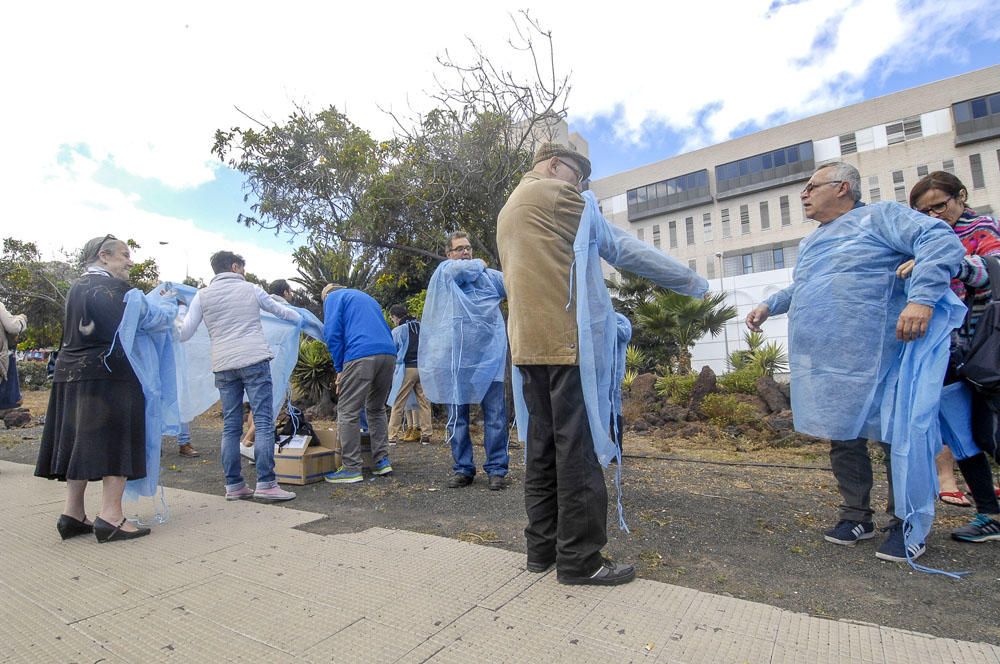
[952,91,1000,146]
[943,159,955,174]
[703,212,712,241]
[668,220,678,249]
[868,175,881,203]
[721,208,731,238]
[759,201,770,230]
[688,259,697,272]
[706,259,716,280]
[917,165,928,178]
[839,132,857,155]
[684,217,695,246]
[715,141,815,199]
[742,253,754,275]
[886,116,922,145]
[740,205,751,235]
[970,153,985,189]
[652,225,661,249]
[637,228,644,242]
[779,196,791,226]
[773,247,785,270]
[625,169,712,220]
[892,170,906,204]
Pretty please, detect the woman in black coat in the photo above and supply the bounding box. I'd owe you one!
[35,235,160,543]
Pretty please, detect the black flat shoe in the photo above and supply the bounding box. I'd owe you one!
[56,514,93,540]
[93,517,151,543]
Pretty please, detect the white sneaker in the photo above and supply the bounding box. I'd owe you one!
[253,485,296,501]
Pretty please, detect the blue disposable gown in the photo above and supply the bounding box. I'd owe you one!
[387,323,410,406]
[763,202,965,441]
[171,283,324,422]
[116,288,179,508]
[121,282,323,520]
[881,289,966,563]
[513,191,708,467]
[418,259,507,405]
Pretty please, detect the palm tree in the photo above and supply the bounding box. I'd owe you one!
[291,242,379,307]
[635,291,736,374]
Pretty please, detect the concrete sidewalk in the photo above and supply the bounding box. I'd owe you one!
[1,459,997,664]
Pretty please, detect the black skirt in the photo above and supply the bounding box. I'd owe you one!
[35,379,146,481]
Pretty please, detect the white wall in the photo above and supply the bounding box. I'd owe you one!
[690,267,795,374]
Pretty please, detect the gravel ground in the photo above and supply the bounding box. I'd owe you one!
[3,404,1000,646]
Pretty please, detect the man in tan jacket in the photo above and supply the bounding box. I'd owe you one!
[498,143,707,586]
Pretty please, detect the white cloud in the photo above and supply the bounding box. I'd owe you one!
[2,0,997,265]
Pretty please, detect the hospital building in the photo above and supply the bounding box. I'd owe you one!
[589,65,1000,373]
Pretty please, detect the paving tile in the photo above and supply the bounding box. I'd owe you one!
[425,606,562,662]
[573,602,681,655]
[499,583,602,631]
[372,589,475,638]
[774,612,885,663]
[654,625,776,664]
[671,592,783,641]
[162,574,359,655]
[881,627,1000,664]
[76,596,297,662]
[551,633,656,663]
[0,551,153,625]
[301,618,427,663]
[0,592,123,663]
[477,569,547,610]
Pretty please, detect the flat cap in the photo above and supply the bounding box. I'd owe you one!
[532,142,592,180]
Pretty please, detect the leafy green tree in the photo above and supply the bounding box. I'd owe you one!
[0,238,73,348]
[212,13,569,271]
[635,291,736,374]
[290,242,380,307]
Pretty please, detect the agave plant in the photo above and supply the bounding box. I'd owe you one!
[622,368,639,391]
[625,344,648,372]
[291,339,336,417]
[752,340,789,376]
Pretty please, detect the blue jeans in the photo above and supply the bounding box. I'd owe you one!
[447,381,509,477]
[177,422,191,446]
[215,360,276,490]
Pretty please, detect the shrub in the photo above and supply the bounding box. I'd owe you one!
[717,366,762,395]
[700,393,761,428]
[622,368,638,391]
[17,361,49,390]
[655,373,697,404]
[291,339,335,406]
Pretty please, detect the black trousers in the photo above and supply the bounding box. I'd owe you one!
[519,365,607,577]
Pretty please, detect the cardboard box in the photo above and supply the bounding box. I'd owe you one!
[312,428,342,470]
[273,433,340,485]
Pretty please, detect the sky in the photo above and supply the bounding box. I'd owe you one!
[3,0,999,283]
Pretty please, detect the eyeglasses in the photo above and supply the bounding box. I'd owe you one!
[448,244,473,255]
[915,195,954,216]
[556,158,584,185]
[800,180,843,195]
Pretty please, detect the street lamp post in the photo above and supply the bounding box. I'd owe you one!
[715,252,730,367]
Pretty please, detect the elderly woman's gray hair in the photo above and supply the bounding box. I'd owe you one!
[80,234,122,267]
[817,162,862,202]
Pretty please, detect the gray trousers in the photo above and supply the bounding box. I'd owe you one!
[337,354,395,471]
[829,438,899,526]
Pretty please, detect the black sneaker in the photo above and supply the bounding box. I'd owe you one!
[488,475,506,491]
[823,519,876,546]
[447,473,473,488]
[952,514,1000,543]
[875,523,925,562]
[557,559,635,586]
[526,558,554,573]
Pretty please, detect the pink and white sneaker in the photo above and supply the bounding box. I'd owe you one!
[253,485,297,502]
[225,485,254,501]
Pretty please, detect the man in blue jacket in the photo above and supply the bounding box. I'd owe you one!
[321,283,397,483]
